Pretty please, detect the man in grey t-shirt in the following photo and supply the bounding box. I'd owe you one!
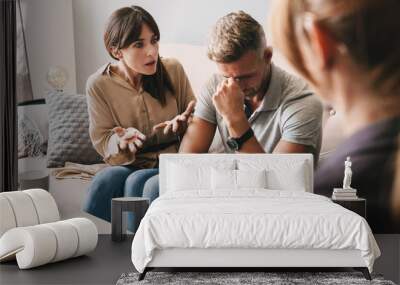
[180,11,323,160]
[142,11,323,198]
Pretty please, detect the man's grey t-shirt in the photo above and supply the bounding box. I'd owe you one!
[194,64,323,158]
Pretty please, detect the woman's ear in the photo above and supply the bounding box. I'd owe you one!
[307,20,337,70]
[111,47,123,60]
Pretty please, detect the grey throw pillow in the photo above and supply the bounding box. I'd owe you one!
[46,91,103,167]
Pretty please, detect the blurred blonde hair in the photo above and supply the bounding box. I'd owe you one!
[270,0,400,217]
[269,0,400,94]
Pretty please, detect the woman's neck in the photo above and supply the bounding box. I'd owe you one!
[116,61,142,90]
[334,87,400,136]
[327,60,400,136]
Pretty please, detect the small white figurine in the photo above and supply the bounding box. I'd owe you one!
[343,156,353,189]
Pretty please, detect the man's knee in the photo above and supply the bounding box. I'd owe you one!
[143,175,160,203]
[124,169,158,196]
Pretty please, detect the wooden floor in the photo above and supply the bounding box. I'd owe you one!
[0,235,133,285]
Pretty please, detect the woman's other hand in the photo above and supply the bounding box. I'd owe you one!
[113,127,146,153]
[152,100,196,136]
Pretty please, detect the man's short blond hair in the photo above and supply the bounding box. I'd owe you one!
[207,11,265,63]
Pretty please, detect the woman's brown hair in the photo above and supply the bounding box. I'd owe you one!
[270,0,400,94]
[104,6,174,105]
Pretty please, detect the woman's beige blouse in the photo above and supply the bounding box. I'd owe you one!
[86,58,195,168]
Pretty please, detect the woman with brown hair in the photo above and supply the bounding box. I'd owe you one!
[270,0,400,233]
[83,6,195,230]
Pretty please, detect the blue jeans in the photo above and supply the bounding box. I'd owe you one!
[143,174,160,202]
[83,166,159,231]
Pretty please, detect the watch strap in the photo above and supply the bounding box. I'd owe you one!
[232,127,254,150]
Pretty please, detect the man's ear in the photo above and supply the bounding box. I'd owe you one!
[263,47,273,64]
[308,22,337,69]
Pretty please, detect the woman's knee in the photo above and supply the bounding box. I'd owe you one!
[142,175,160,203]
[97,166,134,182]
[84,166,133,209]
[124,169,158,197]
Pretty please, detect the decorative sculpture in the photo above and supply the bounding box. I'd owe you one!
[343,156,353,189]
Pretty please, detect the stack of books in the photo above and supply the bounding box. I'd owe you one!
[332,188,358,200]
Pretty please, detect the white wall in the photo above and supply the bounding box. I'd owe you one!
[72,0,271,94]
[22,0,76,99]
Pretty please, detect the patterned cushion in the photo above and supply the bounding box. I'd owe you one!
[46,91,102,167]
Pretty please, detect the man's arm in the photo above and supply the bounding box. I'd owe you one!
[224,113,265,153]
[276,94,323,160]
[179,117,216,153]
[224,111,312,154]
[213,78,321,155]
[273,140,314,154]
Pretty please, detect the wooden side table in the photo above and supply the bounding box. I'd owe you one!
[111,197,149,242]
[331,198,366,218]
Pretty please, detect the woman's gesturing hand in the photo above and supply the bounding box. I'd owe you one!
[152,100,196,136]
[113,127,146,153]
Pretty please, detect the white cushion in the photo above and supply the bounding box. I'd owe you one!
[236,169,267,189]
[160,154,313,194]
[166,159,235,192]
[168,162,210,191]
[267,162,307,191]
[23,189,60,223]
[211,169,268,191]
[1,191,39,227]
[0,190,97,269]
[0,189,60,237]
[0,196,17,237]
[237,158,311,192]
[0,226,57,268]
[211,168,236,190]
[42,221,79,262]
[0,218,98,269]
[64,218,98,257]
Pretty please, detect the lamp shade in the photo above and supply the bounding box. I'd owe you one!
[47,66,68,91]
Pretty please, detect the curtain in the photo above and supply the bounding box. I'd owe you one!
[0,0,18,192]
[16,0,33,103]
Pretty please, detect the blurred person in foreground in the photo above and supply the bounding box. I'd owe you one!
[270,0,400,233]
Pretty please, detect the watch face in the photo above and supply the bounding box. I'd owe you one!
[227,138,239,151]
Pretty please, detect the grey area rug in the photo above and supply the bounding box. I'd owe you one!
[116,272,396,285]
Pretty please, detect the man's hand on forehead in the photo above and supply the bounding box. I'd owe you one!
[219,77,240,90]
[213,77,246,123]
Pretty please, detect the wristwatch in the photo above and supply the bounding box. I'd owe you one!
[226,127,254,151]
